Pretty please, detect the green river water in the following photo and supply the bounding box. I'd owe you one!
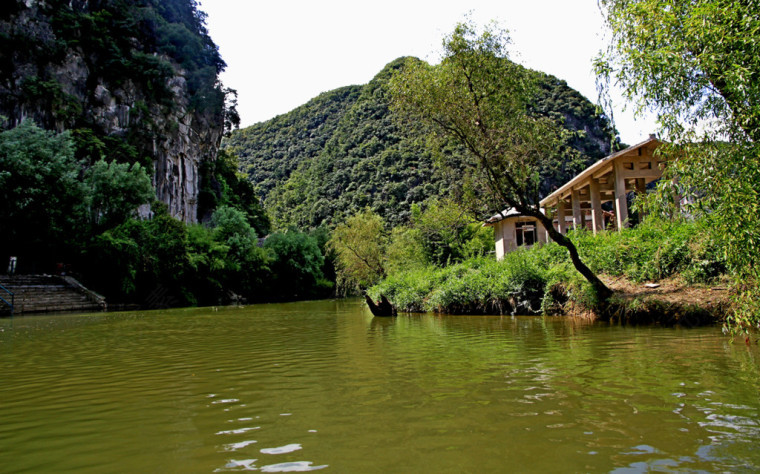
[1,299,759,473]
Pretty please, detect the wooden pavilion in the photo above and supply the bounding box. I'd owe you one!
[485,136,667,259]
[540,135,664,235]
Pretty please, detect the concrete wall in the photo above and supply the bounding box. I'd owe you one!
[493,216,546,260]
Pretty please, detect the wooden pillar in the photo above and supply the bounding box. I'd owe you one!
[571,188,582,231]
[613,160,629,231]
[589,178,604,235]
[557,199,567,234]
[504,219,517,254]
[581,208,588,230]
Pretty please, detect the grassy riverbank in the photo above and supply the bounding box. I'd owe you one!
[369,219,732,325]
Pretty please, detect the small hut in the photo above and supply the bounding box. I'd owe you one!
[483,209,548,260]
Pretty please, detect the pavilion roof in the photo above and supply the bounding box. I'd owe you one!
[539,135,662,207]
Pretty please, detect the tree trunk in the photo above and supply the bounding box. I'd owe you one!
[525,207,614,302]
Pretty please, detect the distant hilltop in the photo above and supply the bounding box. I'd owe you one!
[224,57,620,230]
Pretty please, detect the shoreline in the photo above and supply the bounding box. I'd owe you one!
[555,275,732,326]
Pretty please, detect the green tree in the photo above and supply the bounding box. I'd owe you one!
[410,198,492,266]
[142,206,194,304]
[212,205,259,253]
[211,205,270,300]
[0,119,84,268]
[328,209,387,294]
[88,219,145,297]
[390,20,612,300]
[198,148,270,234]
[86,204,192,305]
[385,226,428,275]
[84,159,153,231]
[263,230,332,300]
[186,223,229,305]
[596,0,760,331]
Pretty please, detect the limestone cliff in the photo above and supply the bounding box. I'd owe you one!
[0,0,230,223]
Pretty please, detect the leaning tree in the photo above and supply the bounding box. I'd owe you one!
[389,20,612,301]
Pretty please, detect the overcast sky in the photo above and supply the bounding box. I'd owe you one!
[200,0,657,145]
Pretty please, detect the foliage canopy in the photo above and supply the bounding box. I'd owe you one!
[0,120,84,261]
[596,0,760,331]
[0,120,153,265]
[328,209,388,294]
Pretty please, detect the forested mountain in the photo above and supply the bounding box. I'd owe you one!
[227,57,618,230]
[224,85,362,200]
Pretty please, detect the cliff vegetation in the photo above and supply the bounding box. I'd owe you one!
[0,0,285,306]
[0,0,241,223]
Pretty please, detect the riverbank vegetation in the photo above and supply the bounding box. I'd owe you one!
[368,217,728,323]
[364,4,760,336]
[328,201,492,295]
[3,2,757,335]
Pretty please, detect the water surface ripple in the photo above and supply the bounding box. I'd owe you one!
[1,300,759,472]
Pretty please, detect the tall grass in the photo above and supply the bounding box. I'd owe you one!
[573,218,724,283]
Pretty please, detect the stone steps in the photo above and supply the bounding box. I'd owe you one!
[0,275,106,315]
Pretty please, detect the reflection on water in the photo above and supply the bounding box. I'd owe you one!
[1,300,759,472]
[260,444,302,454]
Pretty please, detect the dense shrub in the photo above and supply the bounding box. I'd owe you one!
[263,230,333,301]
[528,218,724,284]
[372,253,548,315]
[84,204,196,306]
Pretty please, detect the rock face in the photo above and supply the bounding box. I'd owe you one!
[0,0,226,223]
[84,72,223,223]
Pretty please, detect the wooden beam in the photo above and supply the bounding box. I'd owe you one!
[540,137,662,209]
[619,168,666,179]
[635,178,646,194]
[557,199,567,234]
[597,180,614,192]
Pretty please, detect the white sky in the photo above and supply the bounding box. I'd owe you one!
[200,0,657,145]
